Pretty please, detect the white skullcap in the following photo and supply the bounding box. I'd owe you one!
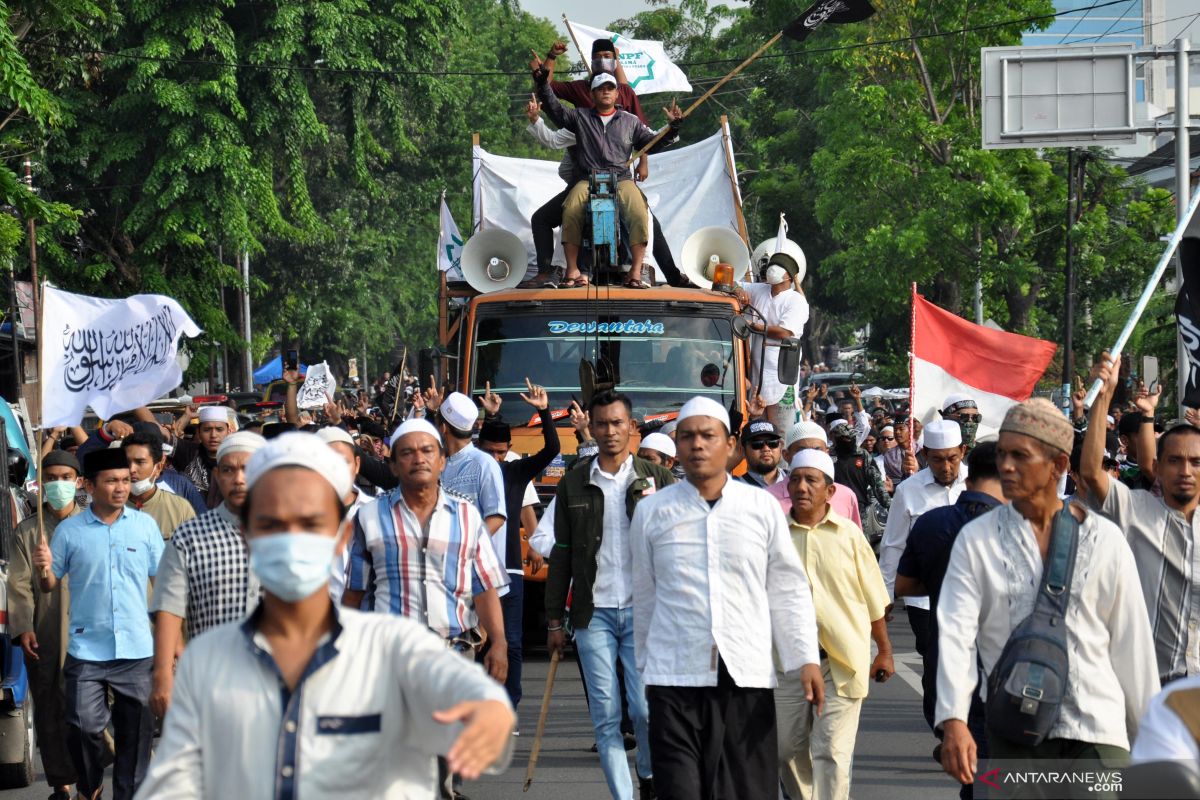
[439,392,478,432]
[1106,415,1115,426]
[390,418,443,448]
[639,432,676,459]
[828,419,850,431]
[661,420,678,436]
[790,449,835,480]
[881,425,895,434]
[785,421,827,449]
[923,419,963,450]
[677,396,730,433]
[216,431,266,462]
[198,406,229,424]
[316,427,355,448]
[245,432,352,500]
[941,392,977,412]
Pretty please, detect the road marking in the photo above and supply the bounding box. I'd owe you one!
[890,651,925,696]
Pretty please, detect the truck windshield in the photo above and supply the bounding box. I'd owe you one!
[472,310,738,420]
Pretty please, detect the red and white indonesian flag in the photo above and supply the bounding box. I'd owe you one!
[911,292,1056,427]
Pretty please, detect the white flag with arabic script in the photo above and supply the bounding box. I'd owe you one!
[296,361,337,409]
[41,286,202,427]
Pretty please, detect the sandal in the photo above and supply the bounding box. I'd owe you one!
[623,278,651,289]
[563,275,590,288]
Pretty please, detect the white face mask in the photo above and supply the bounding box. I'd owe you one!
[131,476,156,496]
[765,265,789,285]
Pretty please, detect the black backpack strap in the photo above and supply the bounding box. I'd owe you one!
[1017,506,1079,713]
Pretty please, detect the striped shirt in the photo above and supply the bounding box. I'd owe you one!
[1089,479,1200,681]
[346,489,508,638]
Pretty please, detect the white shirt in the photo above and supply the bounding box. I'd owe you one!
[631,477,820,689]
[877,464,968,611]
[529,496,556,559]
[591,455,637,609]
[740,282,810,406]
[1132,675,1200,769]
[329,489,374,605]
[935,503,1159,750]
[134,607,513,800]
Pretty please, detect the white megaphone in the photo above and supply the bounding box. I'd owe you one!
[461,229,528,294]
[750,229,807,285]
[680,226,751,290]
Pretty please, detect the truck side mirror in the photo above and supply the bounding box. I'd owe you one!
[777,337,802,387]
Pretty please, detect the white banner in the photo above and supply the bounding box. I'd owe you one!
[438,193,465,280]
[297,361,336,409]
[41,286,202,427]
[566,21,692,95]
[471,126,743,276]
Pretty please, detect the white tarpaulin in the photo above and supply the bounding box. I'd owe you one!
[471,124,744,275]
[297,361,337,409]
[41,285,202,427]
[565,20,692,95]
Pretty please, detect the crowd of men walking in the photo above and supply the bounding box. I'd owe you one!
[9,345,1200,800]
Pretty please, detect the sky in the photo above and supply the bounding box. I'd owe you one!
[519,0,746,32]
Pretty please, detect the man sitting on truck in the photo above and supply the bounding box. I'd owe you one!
[534,66,682,290]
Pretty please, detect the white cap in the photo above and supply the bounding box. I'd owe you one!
[591,72,617,90]
[790,449,835,480]
[245,432,352,500]
[639,432,676,459]
[216,431,266,462]
[661,420,678,436]
[317,427,356,448]
[198,406,229,424]
[677,396,730,433]
[390,418,443,448]
[1106,415,1115,425]
[941,392,977,412]
[881,425,895,434]
[923,419,963,450]
[785,421,827,449]
[439,392,478,433]
[828,419,850,431]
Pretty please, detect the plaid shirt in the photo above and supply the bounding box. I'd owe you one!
[151,504,260,638]
[347,488,509,638]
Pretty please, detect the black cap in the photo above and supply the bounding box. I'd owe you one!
[478,420,511,444]
[740,418,780,443]
[43,450,81,474]
[83,447,131,479]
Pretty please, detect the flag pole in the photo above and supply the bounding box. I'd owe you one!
[1083,183,1200,409]
[627,31,784,166]
[562,15,593,80]
[909,282,917,458]
[35,280,46,579]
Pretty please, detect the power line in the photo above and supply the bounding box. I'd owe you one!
[1056,0,1101,43]
[20,0,1136,81]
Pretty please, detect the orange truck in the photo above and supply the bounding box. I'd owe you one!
[437,280,762,630]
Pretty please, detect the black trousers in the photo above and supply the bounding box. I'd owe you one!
[646,659,777,800]
[530,186,685,285]
[64,656,154,800]
[907,606,931,659]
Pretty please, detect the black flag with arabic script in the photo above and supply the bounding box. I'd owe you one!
[1176,237,1200,408]
[783,0,876,42]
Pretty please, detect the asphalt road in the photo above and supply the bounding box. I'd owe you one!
[3,618,952,799]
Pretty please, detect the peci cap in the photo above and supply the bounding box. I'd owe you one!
[390,418,443,448]
[677,396,731,433]
[438,393,478,433]
[83,447,131,479]
[245,432,352,501]
[923,419,963,451]
[790,449,835,480]
[639,432,676,459]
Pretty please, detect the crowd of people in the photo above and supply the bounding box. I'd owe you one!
[12,336,1200,800]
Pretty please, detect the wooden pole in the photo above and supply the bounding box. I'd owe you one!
[562,15,592,79]
[523,649,561,792]
[35,280,46,579]
[627,31,784,166]
[719,115,750,247]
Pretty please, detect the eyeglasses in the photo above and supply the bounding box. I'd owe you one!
[880,436,895,441]
[748,438,782,450]
[956,413,983,423]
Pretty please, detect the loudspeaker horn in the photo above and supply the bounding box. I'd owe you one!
[750,235,807,284]
[461,229,528,294]
[680,226,751,289]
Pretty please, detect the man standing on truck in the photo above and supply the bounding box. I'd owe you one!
[9,450,83,800]
[525,41,689,289]
[733,257,809,431]
[547,390,674,800]
[534,66,683,290]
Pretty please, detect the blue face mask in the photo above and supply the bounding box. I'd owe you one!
[248,533,336,602]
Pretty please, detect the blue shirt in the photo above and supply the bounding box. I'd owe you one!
[440,444,506,521]
[51,505,165,661]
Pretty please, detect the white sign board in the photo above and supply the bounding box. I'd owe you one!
[982,43,1137,150]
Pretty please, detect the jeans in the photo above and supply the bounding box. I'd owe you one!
[573,607,652,799]
[500,574,524,710]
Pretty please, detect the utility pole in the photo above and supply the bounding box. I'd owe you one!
[1063,147,1077,414]
[1177,37,1191,417]
[242,251,253,390]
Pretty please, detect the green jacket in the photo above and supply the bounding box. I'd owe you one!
[545,454,675,630]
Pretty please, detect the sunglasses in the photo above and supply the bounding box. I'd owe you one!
[748,438,782,450]
[880,436,895,441]
[957,414,983,423]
